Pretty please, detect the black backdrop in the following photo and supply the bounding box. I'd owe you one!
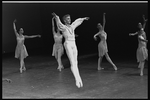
[2,3,148,59]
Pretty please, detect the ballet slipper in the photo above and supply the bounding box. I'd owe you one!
[20,68,23,73]
[140,72,143,76]
[98,67,104,70]
[57,67,62,71]
[138,65,141,68]
[22,66,26,71]
[112,64,117,71]
[114,66,117,71]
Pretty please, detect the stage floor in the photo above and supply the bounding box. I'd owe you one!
[2,53,148,99]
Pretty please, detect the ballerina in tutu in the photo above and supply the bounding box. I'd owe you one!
[129,15,148,76]
[52,17,64,71]
[13,19,41,73]
[94,13,117,71]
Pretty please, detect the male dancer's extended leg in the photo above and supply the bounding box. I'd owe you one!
[64,42,83,88]
[73,44,83,88]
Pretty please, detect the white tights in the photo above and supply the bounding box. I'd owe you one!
[64,41,83,88]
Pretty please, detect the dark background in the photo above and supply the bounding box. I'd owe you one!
[2,3,148,60]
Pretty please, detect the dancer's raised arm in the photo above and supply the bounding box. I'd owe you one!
[102,13,106,30]
[138,35,148,42]
[52,12,65,32]
[72,17,89,30]
[52,17,56,34]
[13,19,19,37]
[142,15,148,30]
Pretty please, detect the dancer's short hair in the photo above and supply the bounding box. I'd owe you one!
[63,14,70,23]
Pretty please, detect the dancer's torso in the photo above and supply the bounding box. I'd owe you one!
[138,30,147,48]
[54,33,63,44]
[16,35,25,47]
[62,25,75,41]
[98,30,107,44]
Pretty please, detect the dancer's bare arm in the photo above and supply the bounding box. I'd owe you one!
[102,13,106,30]
[13,19,19,37]
[142,15,148,30]
[52,17,56,35]
[94,32,100,40]
[52,12,65,32]
[129,32,138,36]
[24,35,41,39]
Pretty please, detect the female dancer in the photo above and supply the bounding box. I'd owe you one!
[52,12,89,88]
[129,15,148,76]
[93,13,117,71]
[13,19,41,73]
[52,17,64,71]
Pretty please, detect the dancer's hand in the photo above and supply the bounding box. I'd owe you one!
[75,34,78,37]
[38,35,41,37]
[84,17,89,20]
[13,19,17,23]
[94,36,97,40]
[143,15,148,22]
[52,17,55,20]
[129,33,132,36]
[52,12,57,17]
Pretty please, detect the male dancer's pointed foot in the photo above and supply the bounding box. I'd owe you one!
[76,79,83,88]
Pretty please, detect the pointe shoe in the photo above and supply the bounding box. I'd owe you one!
[138,66,141,68]
[114,67,117,71]
[20,68,23,73]
[22,67,26,71]
[61,66,64,69]
[140,73,143,76]
[98,67,104,70]
[57,67,62,71]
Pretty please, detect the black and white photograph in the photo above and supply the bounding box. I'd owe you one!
[2,1,148,99]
